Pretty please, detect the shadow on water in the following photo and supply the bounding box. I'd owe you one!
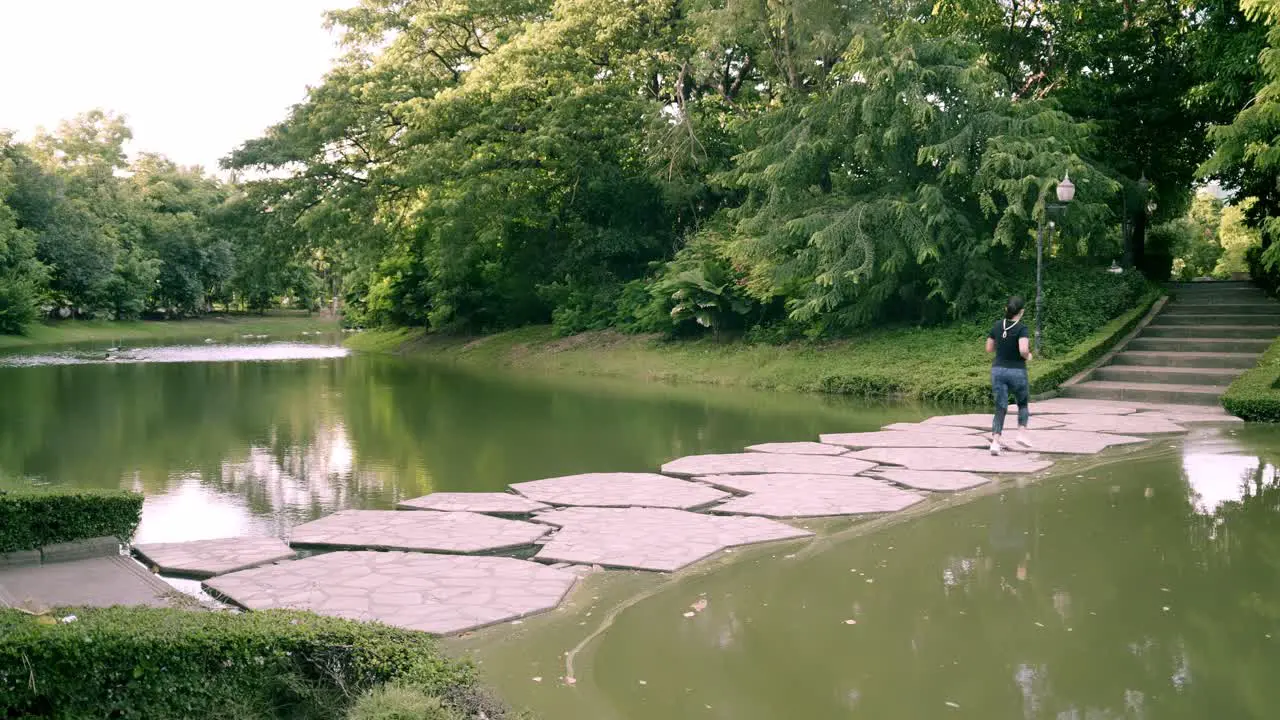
[454,426,1280,720]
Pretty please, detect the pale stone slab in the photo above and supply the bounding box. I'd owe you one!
[882,422,981,434]
[532,507,812,572]
[203,551,577,636]
[1000,429,1148,455]
[1012,398,1137,415]
[1129,406,1243,424]
[922,414,1067,430]
[288,510,550,553]
[1040,414,1187,435]
[133,537,296,579]
[698,474,925,518]
[661,453,875,478]
[846,447,1054,474]
[745,441,848,456]
[397,492,549,515]
[819,431,989,449]
[872,469,992,492]
[510,473,729,510]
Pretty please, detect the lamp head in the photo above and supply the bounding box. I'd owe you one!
[1056,171,1075,203]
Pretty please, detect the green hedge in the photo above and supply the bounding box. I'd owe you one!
[0,488,144,553]
[1222,337,1280,422]
[0,607,498,720]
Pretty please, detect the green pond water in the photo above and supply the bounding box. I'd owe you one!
[2,340,1279,719]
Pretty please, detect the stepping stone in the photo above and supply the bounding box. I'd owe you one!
[698,474,926,518]
[531,507,812,572]
[288,510,549,554]
[922,414,1067,430]
[1040,414,1187,435]
[661,453,874,478]
[881,422,981,434]
[1128,405,1243,424]
[871,469,992,492]
[510,473,729,510]
[397,492,549,515]
[1013,398,1138,415]
[1000,429,1148,455]
[203,551,576,636]
[819,431,990,449]
[846,448,1054,474]
[745,441,848,456]
[132,537,296,579]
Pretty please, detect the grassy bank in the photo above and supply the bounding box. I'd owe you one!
[0,312,340,350]
[347,292,1161,404]
[1222,337,1280,422]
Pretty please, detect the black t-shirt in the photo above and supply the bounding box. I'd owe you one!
[989,319,1029,369]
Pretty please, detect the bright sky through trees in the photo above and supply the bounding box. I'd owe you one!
[0,0,346,171]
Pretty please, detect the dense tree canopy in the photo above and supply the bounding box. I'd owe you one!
[5,0,1280,337]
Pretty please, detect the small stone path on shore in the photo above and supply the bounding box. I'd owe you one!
[117,398,1239,636]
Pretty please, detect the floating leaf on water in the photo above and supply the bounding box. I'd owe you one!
[844,619,858,625]
[639,680,647,685]
[532,677,542,683]
[1034,622,1045,627]
[1162,606,1171,612]
[683,611,696,618]
[945,701,961,709]
[865,579,874,584]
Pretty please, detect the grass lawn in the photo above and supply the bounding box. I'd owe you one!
[346,293,1158,404]
[0,312,340,350]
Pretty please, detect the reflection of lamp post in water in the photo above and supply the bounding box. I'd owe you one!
[1035,172,1075,355]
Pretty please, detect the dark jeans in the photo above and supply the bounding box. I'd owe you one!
[991,366,1030,435]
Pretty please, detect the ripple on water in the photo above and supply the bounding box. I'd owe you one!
[0,342,349,367]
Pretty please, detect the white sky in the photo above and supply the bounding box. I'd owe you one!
[0,0,349,173]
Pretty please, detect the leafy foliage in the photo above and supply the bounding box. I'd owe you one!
[1222,336,1280,422]
[0,488,143,553]
[0,607,488,720]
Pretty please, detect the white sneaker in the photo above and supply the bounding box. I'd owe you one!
[989,439,1002,456]
[1015,433,1033,448]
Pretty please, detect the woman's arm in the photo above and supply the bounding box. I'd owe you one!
[985,337,996,354]
[1019,336,1032,361]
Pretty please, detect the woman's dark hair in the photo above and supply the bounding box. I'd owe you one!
[1005,296,1026,319]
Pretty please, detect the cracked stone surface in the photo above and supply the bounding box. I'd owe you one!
[661,453,875,478]
[697,474,925,518]
[745,441,848,456]
[921,414,1067,430]
[1040,413,1187,435]
[871,469,992,492]
[846,447,1054,474]
[133,537,295,579]
[203,551,577,635]
[397,492,548,515]
[510,473,729,509]
[881,422,981,434]
[819,431,990,449]
[288,510,550,553]
[1000,429,1148,455]
[531,507,812,572]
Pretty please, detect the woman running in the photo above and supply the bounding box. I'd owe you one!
[986,296,1033,455]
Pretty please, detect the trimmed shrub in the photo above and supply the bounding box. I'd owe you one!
[0,607,488,720]
[0,488,143,553]
[348,684,462,720]
[1222,338,1280,422]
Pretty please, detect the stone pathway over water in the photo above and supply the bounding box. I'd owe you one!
[113,397,1240,636]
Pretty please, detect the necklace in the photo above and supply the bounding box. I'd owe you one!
[1002,318,1019,339]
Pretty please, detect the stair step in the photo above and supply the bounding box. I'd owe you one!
[1062,380,1227,406]
[1093,365,1243,385]
[1141,324,1280,339]
[1111,351,1261,369]
[1151,313,1280,326]
[1165,303,1280,314]
[1128,337,1273,353]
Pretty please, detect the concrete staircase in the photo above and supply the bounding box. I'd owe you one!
[1062,281,1278,406]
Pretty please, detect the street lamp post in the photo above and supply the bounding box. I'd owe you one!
[1035,171,1075,355]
